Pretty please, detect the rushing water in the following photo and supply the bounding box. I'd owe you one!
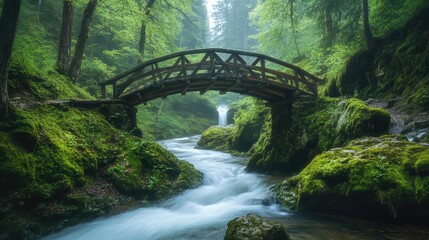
[44,135,285,240]
[44,136,429,240]
[216,105,229,126]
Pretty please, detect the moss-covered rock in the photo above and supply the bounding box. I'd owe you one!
[230,99,270,152]
[224,214,290,240]
[196,125,235,152]
[248,97,390,174]
[0,103,203,239]
[107,140,203,199]
[273,135,429,218]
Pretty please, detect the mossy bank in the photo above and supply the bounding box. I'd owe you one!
[0,71,203,239]
[198,97,390,174]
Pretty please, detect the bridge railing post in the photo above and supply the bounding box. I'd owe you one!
[101,84,106,98]
[112,82,117,99]
[261,58,266,80]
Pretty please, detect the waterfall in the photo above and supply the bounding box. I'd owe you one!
[216,105,229,126]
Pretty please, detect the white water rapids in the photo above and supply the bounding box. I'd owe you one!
[43,135,286,240]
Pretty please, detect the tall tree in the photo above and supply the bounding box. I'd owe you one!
[212,0,257,50]
[56,0,74,74]
[289,0,302,57]
[69,0,98,83]
[177,0,209,49]
[138,0,157,63]
[0,0,22,119]
[362,0,376,51]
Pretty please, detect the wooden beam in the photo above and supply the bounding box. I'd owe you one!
[181,80,191,95]
[200,80,216,95]
[220,79,241,94]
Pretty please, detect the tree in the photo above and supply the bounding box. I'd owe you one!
[362,0,376,51]
[212,0,257,50]
[138,0,157,63]
[0,0,22,119]
[176,0,209,49]
[56,0,74,74]
[69,0,98,83]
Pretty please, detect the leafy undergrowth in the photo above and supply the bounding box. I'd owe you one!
[322,6,429,113]
[273,135,429,219]
[137,93,217,140]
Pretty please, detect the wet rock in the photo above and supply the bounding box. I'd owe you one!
[196,125,235,152]
[273,135,429,218]
[224,214,290,240]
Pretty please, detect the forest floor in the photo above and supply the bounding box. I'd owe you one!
[365,98,429,142]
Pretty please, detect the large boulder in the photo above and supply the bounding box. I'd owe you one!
[224,214,290,240]
[196,125,235,152]
[273,135,429,218]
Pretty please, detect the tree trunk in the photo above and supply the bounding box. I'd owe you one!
[0,0,22,119]
[56,0,73,74]
[323,8,335,49]
[363,0,375,51]
[69,0,97,83]
[137,0,157,64]
[289,0,302,58]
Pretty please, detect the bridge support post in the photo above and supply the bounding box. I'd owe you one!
[268,95,294,168]
[100,103,142,137]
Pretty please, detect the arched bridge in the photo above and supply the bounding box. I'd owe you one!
[100,48,323,105]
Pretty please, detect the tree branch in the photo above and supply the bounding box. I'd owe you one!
[163,0,196,28]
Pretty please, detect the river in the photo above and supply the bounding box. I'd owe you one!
[44,135,429,240]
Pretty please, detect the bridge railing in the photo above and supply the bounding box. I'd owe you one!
[99,48,323,99]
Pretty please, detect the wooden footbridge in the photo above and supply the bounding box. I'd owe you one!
[99,48,322,105]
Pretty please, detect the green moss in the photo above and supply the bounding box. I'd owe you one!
[175,160,204,191]
[247,97,390,174]
[0,102,204,237]
[415,149,429,176]
[327,9,429,113]
[230,98,270,152]
[334,99,390,145]
[225,214,290,240]
[106,139,203,199]
[273,135,429,218]
[8,68,92,101]
[196,126,234,152]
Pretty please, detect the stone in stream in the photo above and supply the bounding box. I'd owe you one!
[224,214,291,240]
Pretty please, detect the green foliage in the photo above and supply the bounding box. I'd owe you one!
[11,0,208,98]
[251,0,429,101]
[370,0,429,37]
[212,0,258,50]
[176,0,209,49]
[137,93,217,140]
[230,98,269,152]
[79,58,116,96]
[273,135,429,218]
